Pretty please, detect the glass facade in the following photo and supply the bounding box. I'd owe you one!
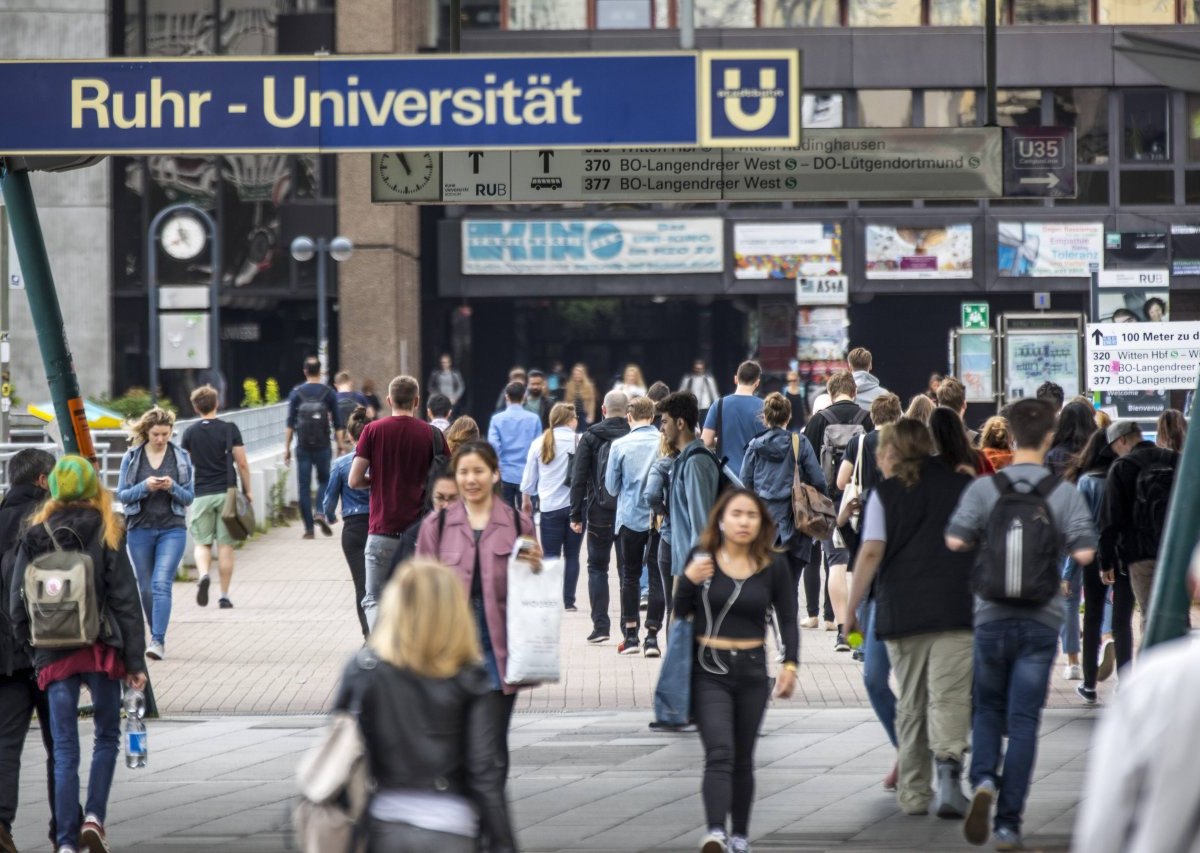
[858,90,913,127]
[924,90,980,127]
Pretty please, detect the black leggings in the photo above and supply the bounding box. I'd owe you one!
[692,647,771,837]
[1110,569,1136,674]
[1081,564,1107,689]
[341,515,370,638]
[802,546,834,621]
[495,690,518,782]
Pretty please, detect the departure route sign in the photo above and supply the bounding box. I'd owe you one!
[373,128,1007,203]
[1086,321,1200,392]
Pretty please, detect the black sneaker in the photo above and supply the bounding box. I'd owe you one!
[835,632,850,652]
[851,648,865,662]
[314,514,333,537]
[1076,684,1097,705]
[219,597,234,609]
[618,635,641,655]
[643,635,661,658]
[586,630,610,644]
[196,575,210,607]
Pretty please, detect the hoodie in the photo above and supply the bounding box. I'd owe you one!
[9,507,146,676]
[741,428,827,557]
[0,483,46,675]
[852,370,888,411]
[568,416,631,526]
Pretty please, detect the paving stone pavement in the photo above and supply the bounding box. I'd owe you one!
[149,524,1119,716]
[10,709,1091,852]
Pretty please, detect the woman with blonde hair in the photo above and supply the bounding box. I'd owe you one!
[566,363,597,430]
[978,416,1014,471]
[12,456,147,853]
[614,363,647,398]
[846,419,975,819]
[905,394,935,425]
[521,402,583,610]
[444,415,480,455]
[332,559,515,852]
[116,406,194,661]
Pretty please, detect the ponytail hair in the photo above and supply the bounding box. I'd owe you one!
[540,403,577,464]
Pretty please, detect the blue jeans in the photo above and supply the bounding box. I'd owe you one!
[295,445,332,533]
[46,672,122,848]
[863,600,898,748]
[1060,565,1082,655]
[126,526,187,646]
[540,507,583,608]
[969,619,1059,833]
[500,481,522,512]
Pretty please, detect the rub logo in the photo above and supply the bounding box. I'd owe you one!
[699,50,800,148]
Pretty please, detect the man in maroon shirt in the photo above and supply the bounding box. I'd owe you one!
[349,375,448,630]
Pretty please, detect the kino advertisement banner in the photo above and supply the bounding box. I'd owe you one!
[462,218,724,276]
[733,223,842,280]
[997,221,1103,278]
[0,51,800,154]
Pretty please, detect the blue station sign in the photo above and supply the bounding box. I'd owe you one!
[0,51,800,154]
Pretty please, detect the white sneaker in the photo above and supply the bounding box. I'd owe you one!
[800,616,819,629]
[146,642,165,661]
[1063,664,1082,681]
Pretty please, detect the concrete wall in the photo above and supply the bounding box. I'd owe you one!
[335,0,432,395]
[0,1,112,406]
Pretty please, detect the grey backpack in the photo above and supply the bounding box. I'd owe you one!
[819,408,869,487]
[23,523,100,649]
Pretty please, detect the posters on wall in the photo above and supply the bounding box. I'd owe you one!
[1094,268,1169,323]
[864,224,973,279]
[996,222,1103,277]
[1104,231,1168,269]
[1004,331,1080,401]
[733,223,842,280]
[462,218,724,275]
[957,332,995,403]
[796,307,849,361]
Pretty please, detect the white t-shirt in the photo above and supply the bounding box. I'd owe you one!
[862,490,886,543]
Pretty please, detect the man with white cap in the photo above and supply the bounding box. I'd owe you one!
[1097,419,1179,674]
[1072,543,1200,852]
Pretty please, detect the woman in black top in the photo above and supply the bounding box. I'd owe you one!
[675,489,799,853]
[1044,400,1096,477]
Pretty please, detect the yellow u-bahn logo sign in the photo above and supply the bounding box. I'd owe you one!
[700,50,801,148]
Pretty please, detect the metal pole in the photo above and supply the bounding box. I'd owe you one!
[1142,384,1200,649]
[680,0,695,50]
[985,0,998,127]
[316,239,328,383]
[0,205,10,443]
[450,0,461,52]
[0,168,95,459]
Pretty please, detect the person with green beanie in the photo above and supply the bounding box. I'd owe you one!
[9,455,147,853]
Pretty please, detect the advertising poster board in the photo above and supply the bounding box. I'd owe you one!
[864,224,973,279]
[1004,330,1080,401]
[734,223,842,280]
[1171,225,1200,276]
[956,331,995,403]
[997,222,1103,278]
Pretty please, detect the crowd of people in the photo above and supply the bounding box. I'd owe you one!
[0,343,1191,853]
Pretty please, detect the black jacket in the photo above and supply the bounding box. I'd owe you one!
[873,458,974,640]
[568,416,630,525]
[334,653,515,852]
[1099,441,1179,569]
[8,507,146,674]
[0,484,46,675]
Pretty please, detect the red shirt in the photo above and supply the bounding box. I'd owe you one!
[355,415,447,535]
[38,642,126,691]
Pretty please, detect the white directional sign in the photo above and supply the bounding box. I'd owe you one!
[372,128,1005,204]
[1086,321,1200,392]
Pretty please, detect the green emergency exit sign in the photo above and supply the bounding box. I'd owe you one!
[962,302,989,330]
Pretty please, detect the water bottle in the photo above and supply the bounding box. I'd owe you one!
[124,688,147,769]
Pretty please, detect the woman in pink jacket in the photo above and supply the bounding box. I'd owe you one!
[416,440,543,779]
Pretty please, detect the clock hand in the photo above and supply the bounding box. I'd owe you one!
[397,153,412,176]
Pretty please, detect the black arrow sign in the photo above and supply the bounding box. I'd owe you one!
[1091,329,1104,346]
[468,151,484,173]
[538,150,554,173]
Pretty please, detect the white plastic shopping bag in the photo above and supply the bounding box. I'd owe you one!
[504,555,563,685]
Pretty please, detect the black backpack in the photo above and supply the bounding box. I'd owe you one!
[1130,452,1178,559]
[422,422,450,512]
[974,472,1063,606]
[592,439,619,512]
[295,385,333,450]
[335,394,360,431]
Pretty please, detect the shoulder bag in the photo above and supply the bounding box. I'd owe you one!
[791,434,836,541]
[294,650,376,853]
[221,422,255,541]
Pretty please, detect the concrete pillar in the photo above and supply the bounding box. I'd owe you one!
[336,0,430,394]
